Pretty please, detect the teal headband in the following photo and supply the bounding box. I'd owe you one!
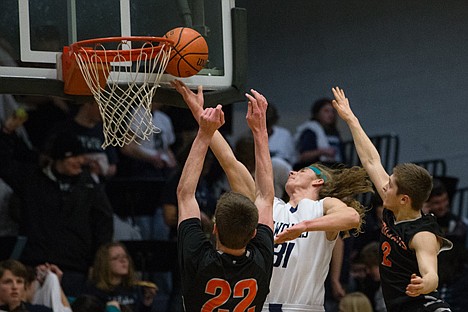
[307,165,327,181]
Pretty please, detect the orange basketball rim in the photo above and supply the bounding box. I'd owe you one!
[62,36,174,95]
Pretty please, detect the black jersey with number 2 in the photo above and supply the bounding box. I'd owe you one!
[380,209,452,312]
[178,218,274,312]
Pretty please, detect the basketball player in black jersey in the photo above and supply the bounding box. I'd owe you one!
[176,87,274,311]
[332,87,452,312]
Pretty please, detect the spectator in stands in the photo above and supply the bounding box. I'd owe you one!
[0,124,113,297]
[360,241,387,312]
[115,100,178,310]
[338,292,373,312]
[23,263,71,312]
[45,99,118,182]
[423,177,468,306]
[84,242,158,312]
[294,97,345,170]
[266,103,297,165]
[117,100,177,241]
[423,178,467,248]
[0,39,36,238]
[0,259,52,312]
[0,104,33,237]
[235,134,291,201]
[118,100,177,180]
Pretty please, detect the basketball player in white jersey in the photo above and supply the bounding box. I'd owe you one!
[263,163,372,312]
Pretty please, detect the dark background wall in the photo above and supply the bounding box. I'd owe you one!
[232,0,468,187]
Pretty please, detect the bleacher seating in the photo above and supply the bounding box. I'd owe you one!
[343,133,399,173]
[413,159,447,177]
[452,187,468,219]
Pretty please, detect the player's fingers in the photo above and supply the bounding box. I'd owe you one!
[216,105,225,124]
[410,279,422,285]
[200,107,210,120]
[333,86,341,97]
[336,87,344,99]
[245,92,256,106]
[405,290,418,297]
[250,89,265,102]
[214,104,224,122]
[197,85,203,94]
[170,80,180,92]
[246,101,252,119]
[245,93,254,117]
[208,107,217,118]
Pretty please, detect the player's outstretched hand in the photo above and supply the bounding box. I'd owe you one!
[171,79,204,120]
[199,105,225,136]
[331,87,356,124]
[405,273,425,297]
[245,89,268,134]
[274,222,307,244]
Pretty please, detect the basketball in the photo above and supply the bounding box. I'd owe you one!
[164,27,208,78]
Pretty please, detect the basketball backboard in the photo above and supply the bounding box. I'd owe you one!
[0,0,247,107]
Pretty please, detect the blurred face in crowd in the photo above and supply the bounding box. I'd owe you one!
[55,155,86,176]
[109,246,130,278]
[316,102,336,127]
[0,270,25,310]
[424,192,450,218]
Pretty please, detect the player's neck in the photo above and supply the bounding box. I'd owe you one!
[393,206,422,222]
[288,189,319,207]
[216,241,246,257]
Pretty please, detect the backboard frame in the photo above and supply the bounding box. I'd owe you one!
[0,0,247,107]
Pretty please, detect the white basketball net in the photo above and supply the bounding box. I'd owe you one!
[74,40,172,148]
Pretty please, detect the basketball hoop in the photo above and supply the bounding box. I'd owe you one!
[62,36,174,148]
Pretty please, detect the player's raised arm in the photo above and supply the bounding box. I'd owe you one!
[245,89,274,230]
[177,105,225,226]
[331,87,389,198]
[172,79,255,201]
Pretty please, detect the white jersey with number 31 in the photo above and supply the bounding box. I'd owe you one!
[262,198,337,312]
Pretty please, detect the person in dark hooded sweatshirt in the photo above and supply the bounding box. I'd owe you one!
[0,116,113,298]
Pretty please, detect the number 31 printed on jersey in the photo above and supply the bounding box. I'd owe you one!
[273,242,295,268]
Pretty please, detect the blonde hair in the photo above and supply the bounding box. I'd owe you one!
[313,163,374,236]
[339,292,373,312]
